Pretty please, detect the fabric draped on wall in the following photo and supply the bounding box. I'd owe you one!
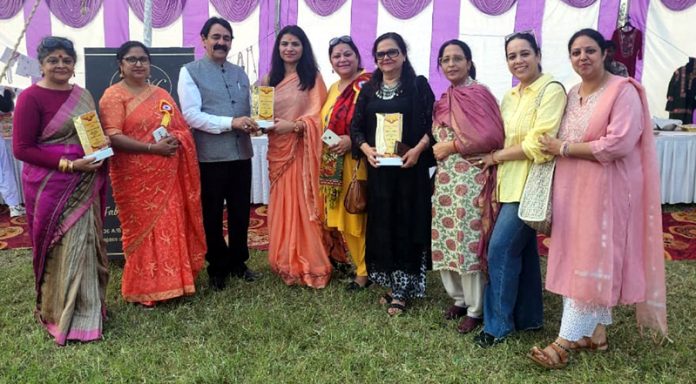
[45,0,102,28]
[559,0,597,7]
[661,0,696,10]
[210,0,259,22]
[0,0,24,19]
[469,0,517,15]
[381,0,432,19]
[127,0,186,28]
[304,0,348,16]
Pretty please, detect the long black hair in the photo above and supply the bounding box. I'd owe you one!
[437,39,476,79]
[368,32,416,88]
[268,25,318,91]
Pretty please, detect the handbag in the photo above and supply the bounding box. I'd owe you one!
[518,81,565,235]
[344,159,367,214]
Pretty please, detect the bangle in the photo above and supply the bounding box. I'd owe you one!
[560,141,570,157]
[293,121,303,133]
[67,160,74,173]
[147,143,152,152]
[491,150,500,165]
[58,158,68,172]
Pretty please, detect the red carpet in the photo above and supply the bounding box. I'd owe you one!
[1,204,694,260]
[0,205,30,250]
[537,207,696,261]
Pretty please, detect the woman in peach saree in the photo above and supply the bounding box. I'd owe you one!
[99,41,206,306]
[264,26,331,288]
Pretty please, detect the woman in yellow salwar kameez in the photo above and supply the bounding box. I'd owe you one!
[319,35,371,290]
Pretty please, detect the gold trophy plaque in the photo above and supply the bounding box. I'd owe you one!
[375,113,403,166]
[73,111,114,162]
[252,86,275,129]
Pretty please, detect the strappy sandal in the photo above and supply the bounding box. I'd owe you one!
[387,302,407,316]
[569,336,609,352]
[379,293,393,305]
[527,341,570,370]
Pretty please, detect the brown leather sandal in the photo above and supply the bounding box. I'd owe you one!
[527,341,570,369]
[569,336,609,352]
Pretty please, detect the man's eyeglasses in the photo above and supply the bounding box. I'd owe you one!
[122,56,150,65]
[504,29,537,44]
[41,37,74,51]
[329,35,353,48]
[375,48,400,61]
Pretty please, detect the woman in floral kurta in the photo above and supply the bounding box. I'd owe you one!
[431,40,504,333]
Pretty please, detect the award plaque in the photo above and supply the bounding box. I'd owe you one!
[73,111,114,162]
[375,113,403,166]
[252,86,275,129]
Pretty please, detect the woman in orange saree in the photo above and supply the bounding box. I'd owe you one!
[265,26,331,288]
[99,41,206,306]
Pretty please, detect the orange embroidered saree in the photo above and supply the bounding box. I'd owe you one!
[99,83,206,302]
[267,73,331,288]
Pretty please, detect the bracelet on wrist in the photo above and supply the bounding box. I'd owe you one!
[491,150,500,165]
[560,141,570,157]
[147,143,152,152]
[67,160,74,173]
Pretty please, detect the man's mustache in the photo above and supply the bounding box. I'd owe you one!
[213,44,229,52]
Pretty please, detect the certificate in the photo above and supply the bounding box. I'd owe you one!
[252,86,274,128]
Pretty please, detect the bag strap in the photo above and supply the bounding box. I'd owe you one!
[351,158,361,182]
[535,80,565,109]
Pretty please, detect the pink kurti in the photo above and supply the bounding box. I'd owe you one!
[546,75,667,336]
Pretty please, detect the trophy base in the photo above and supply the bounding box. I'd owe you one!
[85,147,114,163]
[376,156,403,166]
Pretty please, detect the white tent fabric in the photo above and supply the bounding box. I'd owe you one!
[1,1,695,118]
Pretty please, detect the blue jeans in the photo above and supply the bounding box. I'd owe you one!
[483,203,543,339]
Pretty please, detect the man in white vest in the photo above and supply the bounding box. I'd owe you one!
[178,17,260,290]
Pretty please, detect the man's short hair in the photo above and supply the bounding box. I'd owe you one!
[200,17,233,38]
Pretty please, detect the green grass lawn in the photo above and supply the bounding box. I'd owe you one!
[0,248,694,383]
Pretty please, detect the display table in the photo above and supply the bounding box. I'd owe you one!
[655,131,696,204]
[251,135,270,204]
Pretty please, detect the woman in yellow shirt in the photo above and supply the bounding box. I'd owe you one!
[474,32,567,347]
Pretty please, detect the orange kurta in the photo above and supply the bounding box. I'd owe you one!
[99,83,206,302]
[267,73,330,288]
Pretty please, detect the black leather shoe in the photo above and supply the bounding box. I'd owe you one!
[209,275,227,291]
[473,331,503,348]
[235,268,261,282]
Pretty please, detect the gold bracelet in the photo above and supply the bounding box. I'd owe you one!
[58,158,67,172]
[67,160,74,173]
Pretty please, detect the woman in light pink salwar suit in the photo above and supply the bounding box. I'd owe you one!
[528,29,668,369]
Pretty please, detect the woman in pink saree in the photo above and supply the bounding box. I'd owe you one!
[529,29,667,369]
[264,26,331,288]
[13,37,109,345]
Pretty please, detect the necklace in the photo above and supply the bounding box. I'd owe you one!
[376,80,402,100]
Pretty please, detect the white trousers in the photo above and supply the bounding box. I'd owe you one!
[0,140,20,206]
[558,297,612,341]
[439,270,484,318]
